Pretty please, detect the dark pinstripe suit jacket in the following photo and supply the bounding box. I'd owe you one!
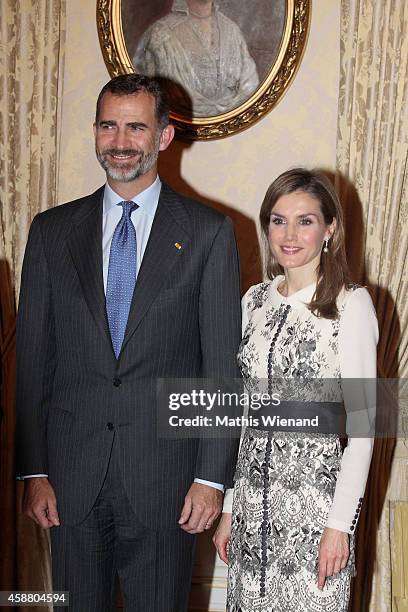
[16,182,241,528]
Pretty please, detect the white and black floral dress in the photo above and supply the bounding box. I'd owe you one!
[224,276,378,612]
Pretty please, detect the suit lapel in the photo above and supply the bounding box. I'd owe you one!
[120,184,190,353]
[66,188,112,349]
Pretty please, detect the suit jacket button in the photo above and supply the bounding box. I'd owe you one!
[113,378,122,387]
[107,422,114,431]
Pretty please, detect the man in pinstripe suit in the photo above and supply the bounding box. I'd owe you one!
[16,74,241,611]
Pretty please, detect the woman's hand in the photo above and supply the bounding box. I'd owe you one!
[317,527,349,590]
[213,512,232,564]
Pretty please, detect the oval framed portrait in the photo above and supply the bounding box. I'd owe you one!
[97,0,311,140]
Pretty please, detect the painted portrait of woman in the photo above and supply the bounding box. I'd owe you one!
[121,0,286,117]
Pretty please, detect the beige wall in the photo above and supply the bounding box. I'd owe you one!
[60,3,340,201]
[58,2,340,608]
[59,2,340,290]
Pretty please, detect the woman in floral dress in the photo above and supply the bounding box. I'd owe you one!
[213,168,378,612]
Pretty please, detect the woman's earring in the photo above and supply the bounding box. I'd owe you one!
[323,237,329,253]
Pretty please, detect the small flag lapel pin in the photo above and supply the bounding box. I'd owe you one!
[174,242,182,250]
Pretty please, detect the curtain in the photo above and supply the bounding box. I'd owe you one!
[336,1,408,610]
[0,0,66,606]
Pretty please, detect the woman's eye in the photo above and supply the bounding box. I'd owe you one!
[270,216,284,225]
[300,217,312,225]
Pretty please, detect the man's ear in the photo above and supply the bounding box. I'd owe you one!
[159,124,175,151]
[93,122,97,138]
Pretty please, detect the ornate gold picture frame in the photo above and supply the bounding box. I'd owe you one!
[97,0,311,140]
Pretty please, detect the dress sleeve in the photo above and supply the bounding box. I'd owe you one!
[238,31,259,97]
[222,288,251,513]
[326,288,378,533]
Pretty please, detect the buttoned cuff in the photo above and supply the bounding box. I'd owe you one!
[194,478,224,492]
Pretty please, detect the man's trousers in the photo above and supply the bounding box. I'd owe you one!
[51,436,195,611]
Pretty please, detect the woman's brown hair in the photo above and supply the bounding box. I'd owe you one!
[259,168,351,319]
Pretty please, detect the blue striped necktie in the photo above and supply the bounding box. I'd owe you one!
[106,200,138,358]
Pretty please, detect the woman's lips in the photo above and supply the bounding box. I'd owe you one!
[280,246,303,254]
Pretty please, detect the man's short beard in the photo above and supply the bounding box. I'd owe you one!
[96,147,159,183]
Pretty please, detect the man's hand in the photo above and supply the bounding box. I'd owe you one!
[178,483,222,534]
[317,527,349,590]
[22,477,60,529]
[213,512,232,564]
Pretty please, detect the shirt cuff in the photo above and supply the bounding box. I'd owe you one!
[17,474,48,480]
[194,478,224,492]
[325,517,353,534]
[222,488,233,513]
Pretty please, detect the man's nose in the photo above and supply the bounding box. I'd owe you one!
[112,129,131,149]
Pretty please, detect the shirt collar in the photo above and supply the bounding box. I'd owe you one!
[103,176,162,218]
[269,275,317,309]
[172,0,218,15]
